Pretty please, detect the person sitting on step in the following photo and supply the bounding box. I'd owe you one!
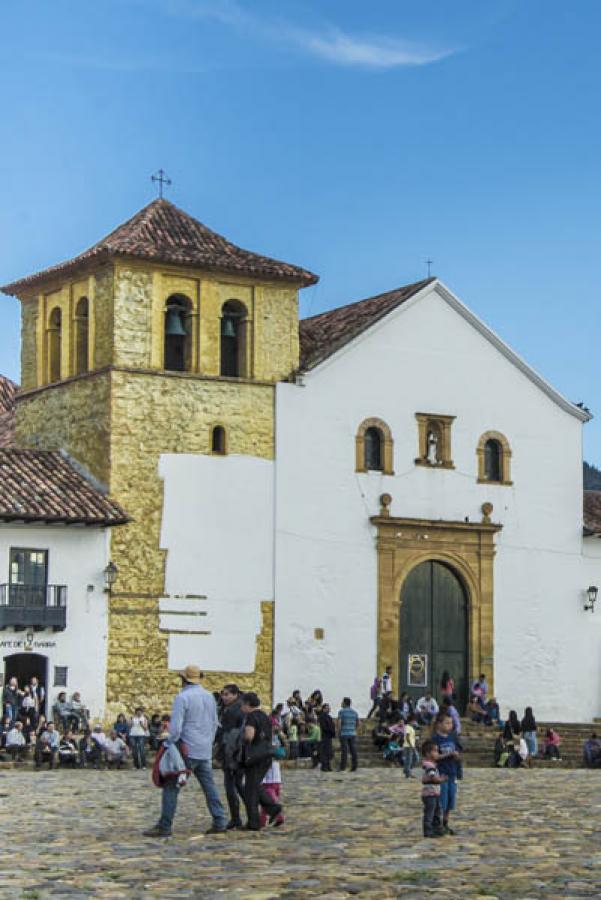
[416,693,439,726]
[52,692,72,732]
[35,724,59,769]
[105,729,129,768]
[583,733,601,768]
[59,731,79,767]
[6,721,27,762]
[542,728,562,760]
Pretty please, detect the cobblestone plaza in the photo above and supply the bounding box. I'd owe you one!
[2,767,600,898]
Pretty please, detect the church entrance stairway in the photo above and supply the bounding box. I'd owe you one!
[282,719,599,770]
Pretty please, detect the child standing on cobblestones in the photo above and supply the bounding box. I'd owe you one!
[420,740,445,838]
[431,713,461,835]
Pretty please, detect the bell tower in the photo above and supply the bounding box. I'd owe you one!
[1,199,317,712]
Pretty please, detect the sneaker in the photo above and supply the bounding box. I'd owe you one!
[226,820,243,830]
[205,825,227,835]
[143,826,172,838]
[443,825,456,835]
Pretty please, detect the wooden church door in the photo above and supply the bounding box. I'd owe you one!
[399,560,468,711]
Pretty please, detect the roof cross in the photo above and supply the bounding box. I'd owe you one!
[151,169,172,199]
[425,258,434,278]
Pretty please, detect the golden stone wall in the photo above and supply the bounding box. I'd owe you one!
[15,373,112,486]
[20,300,39,391]
[104,369,276,712]
[93,267,116,370]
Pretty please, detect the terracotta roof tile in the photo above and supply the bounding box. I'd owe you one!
[0,449,128,526]
[584,490,601,535]
[1,199,318,294]
[0,376,17,449]
[299,278,435,370]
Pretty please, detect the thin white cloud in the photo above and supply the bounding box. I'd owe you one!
[297,30,453,69]
[154,0,455,70]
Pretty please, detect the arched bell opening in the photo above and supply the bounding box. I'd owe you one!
[74,296,89,375]
[164,294,192,372]
[47,307,62,383]
[220,300,247,378]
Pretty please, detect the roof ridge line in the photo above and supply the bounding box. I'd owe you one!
[301,277,435,324]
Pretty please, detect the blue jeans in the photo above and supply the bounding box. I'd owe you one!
[523,731,538,757]
[402,747,418,777]
[439,778,457,813]
[157,758,226,833]
[130,736,147,769]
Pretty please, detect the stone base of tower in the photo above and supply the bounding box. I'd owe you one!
[104,599,274,721]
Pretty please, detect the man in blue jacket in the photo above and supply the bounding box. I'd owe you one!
[143,664,226,838]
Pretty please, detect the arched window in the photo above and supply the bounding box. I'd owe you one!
[74,297,89,375]
[355,418,394,475]
[364,427,383,471]
[48,307,62,383]
[477,431,512,485]
[211,425,226,455]
[164,295,192,372]
[220,300,247,378]
[484,439,501,482]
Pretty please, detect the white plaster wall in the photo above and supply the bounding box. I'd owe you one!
[0,524,109,719]
[275,283,597,721]
[159,453,274,672]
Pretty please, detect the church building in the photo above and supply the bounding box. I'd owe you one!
[1,199,599,722]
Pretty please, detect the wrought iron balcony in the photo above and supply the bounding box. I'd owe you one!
[0,584,67,631]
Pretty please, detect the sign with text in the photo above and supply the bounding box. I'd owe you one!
[0,639,57,651]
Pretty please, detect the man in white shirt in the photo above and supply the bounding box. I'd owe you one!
[381,666,393,697]
[416,693,439,725]
[105,730,128,767]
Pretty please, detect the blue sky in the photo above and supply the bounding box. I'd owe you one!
[0,0,599,463]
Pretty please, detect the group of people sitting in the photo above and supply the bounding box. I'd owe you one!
[493,708,563,767]
[1,676,175,771]
[261,690,342,771]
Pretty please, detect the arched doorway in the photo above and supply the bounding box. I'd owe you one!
[399,560,468,710]
[3,653,48,716]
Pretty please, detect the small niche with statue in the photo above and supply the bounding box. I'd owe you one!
[415,412,455,469]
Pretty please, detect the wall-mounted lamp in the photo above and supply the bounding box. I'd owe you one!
[104,561,118,593]
[584,585,598,613]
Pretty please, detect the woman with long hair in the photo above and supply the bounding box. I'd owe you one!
[508,710,521,735]
[441,671,455,704]
[521,707,538,757]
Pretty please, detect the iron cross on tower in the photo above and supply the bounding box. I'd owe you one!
[151,169,172,199]
[425,258,434,278]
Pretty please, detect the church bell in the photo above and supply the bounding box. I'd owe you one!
[165,308,187,336]
[221,316,237,339]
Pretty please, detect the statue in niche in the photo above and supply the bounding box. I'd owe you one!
[426,428,440,465]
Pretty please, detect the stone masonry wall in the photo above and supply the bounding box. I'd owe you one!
[113,267,153,369]
[93,266,115,370]
[20,299,39,391]
[105,370,276,715]
[15,372,112,486]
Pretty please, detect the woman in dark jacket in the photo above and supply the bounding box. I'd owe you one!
[508,710,521,735]
[521,707,537,757]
